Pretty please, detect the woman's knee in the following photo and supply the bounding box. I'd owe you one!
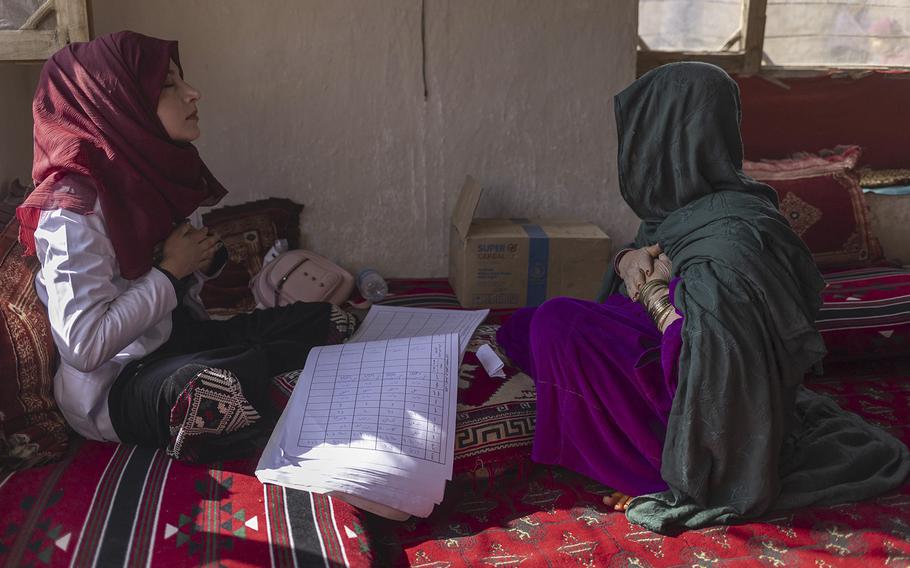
[530,297,587,344]
[158,364,207,411]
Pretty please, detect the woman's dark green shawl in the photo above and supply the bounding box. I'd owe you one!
[601,63,909,533]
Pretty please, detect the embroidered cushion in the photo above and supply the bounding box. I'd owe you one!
[0,219,69,471]
[743,145,883,268]
[200,198,304,317]
[817,266,910,363]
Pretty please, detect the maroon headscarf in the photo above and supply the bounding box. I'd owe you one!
[17,30,227,279]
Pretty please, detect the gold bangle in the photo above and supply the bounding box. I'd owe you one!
[643,284,668,310]
[655,303,675,330]
[639,279,664,297]
[647,295,671,321]
[644,294,668,323]
[638,280,668,305]
[644,287,674,329]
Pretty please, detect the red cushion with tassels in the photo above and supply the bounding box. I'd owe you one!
[744,145,883,269]
[0,219,70,471]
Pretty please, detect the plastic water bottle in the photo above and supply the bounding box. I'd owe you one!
[356,268,388,302]
[263,238,289,265]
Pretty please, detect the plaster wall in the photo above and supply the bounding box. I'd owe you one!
[0,64,39,192]
[5,2,908,276]
[87,0,639,277]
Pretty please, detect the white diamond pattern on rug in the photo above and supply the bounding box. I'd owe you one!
[164,523,179,539]
[780,192,823,236]
[55,532,72,551]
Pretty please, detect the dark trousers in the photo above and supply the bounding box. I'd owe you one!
[108,302,332,448]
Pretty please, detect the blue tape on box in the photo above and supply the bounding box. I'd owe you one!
[512,218,549,306]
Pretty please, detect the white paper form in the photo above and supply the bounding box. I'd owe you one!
[349,306,489,355]
[299,335,455,462]
[256,332,461,518]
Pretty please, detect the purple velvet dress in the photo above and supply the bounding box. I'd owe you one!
[496,280,683,496]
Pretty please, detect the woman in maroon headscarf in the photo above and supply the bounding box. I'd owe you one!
[17,31,354,462]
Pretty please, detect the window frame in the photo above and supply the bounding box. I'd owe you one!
[0,0,90,62]
[636,0,909,77]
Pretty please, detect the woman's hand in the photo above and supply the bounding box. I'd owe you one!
[617,243,662,300]
[196,231,223,276]
[158,222,220,279]
[648,253,672,283]
[644,253,680,332]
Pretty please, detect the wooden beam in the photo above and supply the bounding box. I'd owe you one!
[19,0,55,31]
[759,64,910,79]
[0,30,59,61]
[637,35,651,52]
[741,0,768,75]
[55,0,90,44]
[719,29,742,52]
[87,0,94,38]
[637,50,745,76]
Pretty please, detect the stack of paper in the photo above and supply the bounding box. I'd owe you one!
[347,305,489,357]
[256,307,488,520]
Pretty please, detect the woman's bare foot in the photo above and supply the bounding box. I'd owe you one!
[603,491,633,511]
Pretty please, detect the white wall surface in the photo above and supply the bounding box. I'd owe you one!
[89,0,639,277]
[1,1,639,277]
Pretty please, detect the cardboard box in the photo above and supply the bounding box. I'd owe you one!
[449,176,612,309]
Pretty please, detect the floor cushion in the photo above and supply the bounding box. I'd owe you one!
[743,145,883,268]
[818,266,910,363]
[0,219,69,471]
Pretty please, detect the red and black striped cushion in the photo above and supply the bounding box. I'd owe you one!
[819,266,910,361]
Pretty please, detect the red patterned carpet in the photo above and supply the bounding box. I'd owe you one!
[368,375,910,567]
[0,443,374,567]
[2,278,909,567]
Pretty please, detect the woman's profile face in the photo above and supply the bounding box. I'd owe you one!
[156,59,201,142]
